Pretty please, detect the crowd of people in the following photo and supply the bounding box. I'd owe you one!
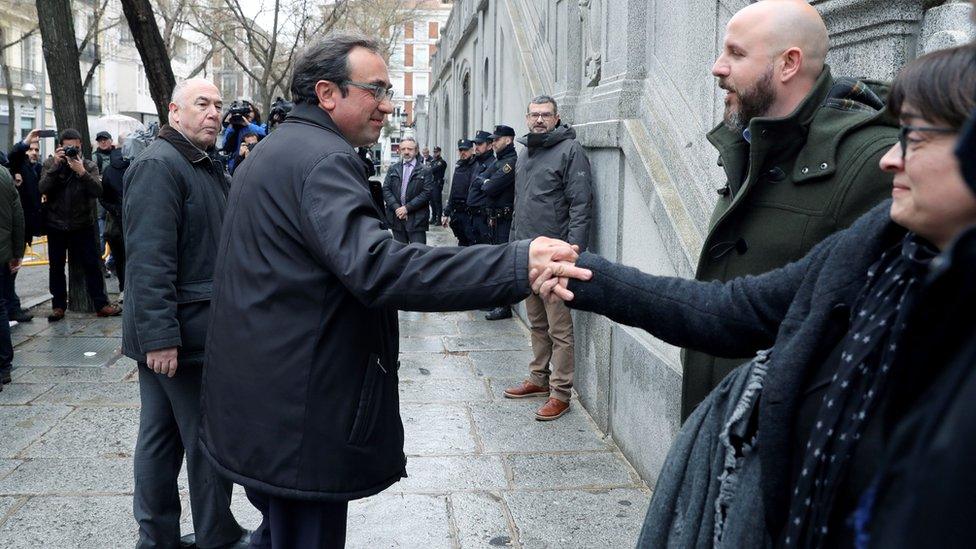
[0,0,973,546]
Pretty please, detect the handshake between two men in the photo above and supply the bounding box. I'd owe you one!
[525,237,592,303]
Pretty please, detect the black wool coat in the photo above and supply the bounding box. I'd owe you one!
[568,201,902,538]
[200,104,531,502]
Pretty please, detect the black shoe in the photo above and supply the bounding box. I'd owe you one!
[485,307,512,321]
[0,372,10,385]
[9,310,32,323]
[179,533,196,548]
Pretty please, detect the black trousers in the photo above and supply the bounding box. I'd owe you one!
[429,181,444,221]
[134,363,242,549]
[392,229,427,245]
[0,267,12,378]
[3,264,21,315]
[489,217,512,245]
[245,488,348,549]
[467,213,491,245]
[106,233,126,292]
[47,226,108,310]
[448,210,472,246]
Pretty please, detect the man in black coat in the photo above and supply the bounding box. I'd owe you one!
[442,139,475,245]
[483,124,518,320]
[99,146,127,293]
[199,34,586,547]
[123,79,247,549]
[382,136,432,244]
[427,146,448,223]
[5,130,43,322]
[466,130,495,245]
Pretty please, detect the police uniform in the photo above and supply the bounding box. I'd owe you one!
[428,148,449,223]
[481,125,518,321]
[443,139,476,246]
[466,130,495,245]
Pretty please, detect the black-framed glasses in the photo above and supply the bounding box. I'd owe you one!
[345,81,395,102]
[898,124,956,159]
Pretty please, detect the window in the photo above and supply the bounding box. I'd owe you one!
[404,73,413,96]
[403,23,413,40]
[414,22,427,41]
[21,36,37,73]
[429,22,439,39]
[137,66,148,96]
[405,44,413,67]
[415,45,428,69]
[221,73,237,99]
[414,73,428,96]
[461,73,470,138]
[390,44,404,67]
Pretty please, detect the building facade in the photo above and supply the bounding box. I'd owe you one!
[418,0,976,486]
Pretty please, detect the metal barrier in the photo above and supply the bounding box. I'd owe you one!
[23,237,48,266]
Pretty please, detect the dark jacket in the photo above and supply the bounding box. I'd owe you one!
[568,201,901,540]
[199,103,531,502]
[683,68,898,419]
[481,143,517,210]
[465,150,494,208]
[0,165,25,265]
[92,147,114,175]
[99,148,128,240]
[221,122,266,174]
[429,155,448,183]
[867,226,976,548]
[121,125,231,366]
[382,158,432,232]
[7,140,43,239]
[443,157,475,217]
[39,155,102,231]
[511,125,593,248]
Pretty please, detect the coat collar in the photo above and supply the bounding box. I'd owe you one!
[158,125,215,164]
[285,103,348,145]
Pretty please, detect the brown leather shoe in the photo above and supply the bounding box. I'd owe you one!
[96,303,122,317]
[503,381,550,399]
[535,398,570,421]
[47,308,65,322]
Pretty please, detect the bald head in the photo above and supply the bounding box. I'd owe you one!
[168,78,223,150]
[171,78,220,109]
[730,0,828,78]
[712,0,830,130]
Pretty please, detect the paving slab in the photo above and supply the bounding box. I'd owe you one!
[347,493,453,548]
[507,452,639,490]
[399,376,489,403]
[393,455,508,493]
[399,318,459,337]
[450,491,517,549]
[71,318,124,338]
[400,310,477,323]
[505,489,650,549]
[398,336,446,353]
[14,363,134,383]
[0,460,21,481]
[13,336,120,368]
[0,383,53,405]
[32,382,140,406]
[9,319,52,338]
[468,350,536,378]
[398,353,476,380]
[471,401,610,453]
[0,495,21,522]
[444,334,532,352]
[0,458,133,495]
[0,405,73,458]
[0,495,136,548]
[35,317,98,337]
[23,406,139,458]
[401,403,477,455]
[457,318,529,337]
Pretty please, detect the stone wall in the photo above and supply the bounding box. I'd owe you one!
[419,0,975,486]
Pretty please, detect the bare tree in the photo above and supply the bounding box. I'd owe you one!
[77,0,124,93]
[337,0,421,60]
[156,0,214,78]
[0,26,38,148]
[120,0,177,123]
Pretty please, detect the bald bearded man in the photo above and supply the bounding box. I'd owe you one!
[682,0,897,419]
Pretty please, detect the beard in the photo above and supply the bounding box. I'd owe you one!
[721,65,776,133]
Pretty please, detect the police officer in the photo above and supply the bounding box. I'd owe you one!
[466,130,495,245]
[482,125,518,320]
[428,146,449,224]
[442,140,476,246]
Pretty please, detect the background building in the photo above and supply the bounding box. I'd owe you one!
[418,0,976,486]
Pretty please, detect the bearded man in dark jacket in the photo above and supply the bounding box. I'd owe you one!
[681,0,898,419]
[199,34,585,547]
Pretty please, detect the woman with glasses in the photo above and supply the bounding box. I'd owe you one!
[531,44,976,547]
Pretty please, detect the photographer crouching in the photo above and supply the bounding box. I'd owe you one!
[220,100,266,174]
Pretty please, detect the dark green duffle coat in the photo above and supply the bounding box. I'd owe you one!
[681,67,898,420]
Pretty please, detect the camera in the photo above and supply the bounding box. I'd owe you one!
[226,100,252,127]
[63,146,80,158]
[268,97,293,132]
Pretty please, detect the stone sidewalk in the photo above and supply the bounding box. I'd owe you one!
[0,227,651,548]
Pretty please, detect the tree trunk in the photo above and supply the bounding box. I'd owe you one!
[36,0,105,312]
[0,62,14,150]
[120,0,176,123]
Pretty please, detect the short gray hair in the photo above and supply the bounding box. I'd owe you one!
[528,95,558,114]
[399,136,418,147]
[290,34,382,105]
[170,78,217,108]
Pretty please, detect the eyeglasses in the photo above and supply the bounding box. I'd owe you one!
[345,81,395,102]
[898,124,955,160]
[526,112,555,120]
